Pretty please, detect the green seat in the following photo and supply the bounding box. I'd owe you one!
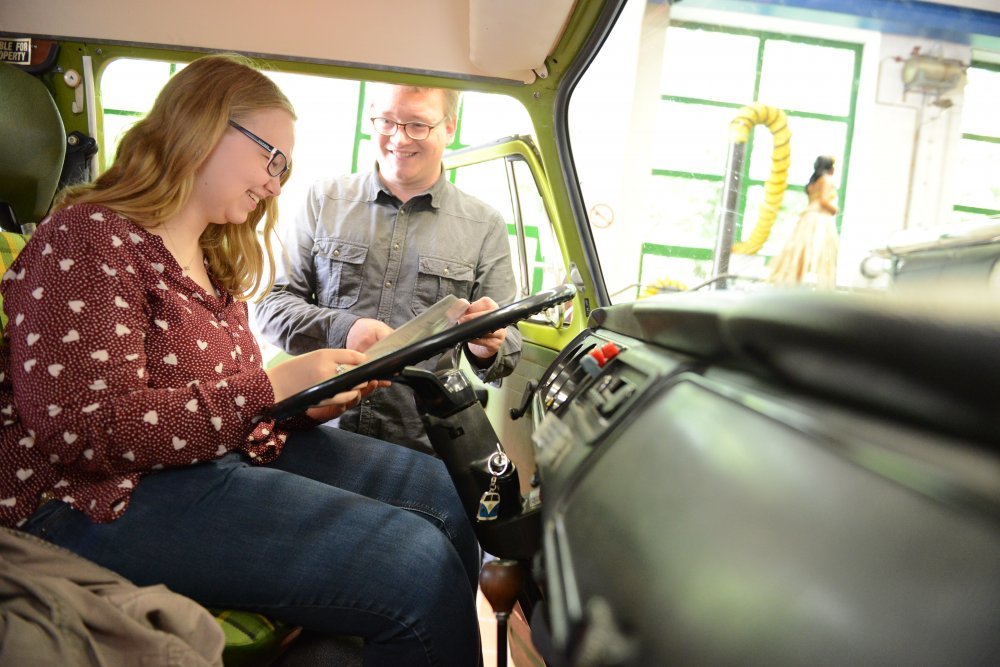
[0,232,28,335]
[0,62,66,231]
[212,609,302,667]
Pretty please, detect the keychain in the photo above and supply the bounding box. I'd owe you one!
[477,444,509,522]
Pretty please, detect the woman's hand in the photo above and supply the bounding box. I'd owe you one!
[265,348,387,404]
[304,379,383,421]
[265,349,390,419]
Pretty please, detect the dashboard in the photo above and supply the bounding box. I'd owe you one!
[526,290,1000,666]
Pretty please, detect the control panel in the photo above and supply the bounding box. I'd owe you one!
[530,330,686,496]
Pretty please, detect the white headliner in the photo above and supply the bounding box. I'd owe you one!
[0,0,577,84]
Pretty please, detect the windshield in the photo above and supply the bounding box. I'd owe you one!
[569,0,1000,303]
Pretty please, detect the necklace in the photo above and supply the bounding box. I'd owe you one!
[161,226,203,271]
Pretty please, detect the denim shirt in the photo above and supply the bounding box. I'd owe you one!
[255,168,522,452]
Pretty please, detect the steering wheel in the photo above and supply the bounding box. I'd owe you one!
[262,284,577,420]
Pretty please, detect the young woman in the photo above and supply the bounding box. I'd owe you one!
[769,154,841,289]
[0,54,481,666]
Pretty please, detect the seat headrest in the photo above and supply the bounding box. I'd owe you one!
[0,63,66,229]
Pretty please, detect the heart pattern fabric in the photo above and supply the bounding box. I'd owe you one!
[0,204,286,527]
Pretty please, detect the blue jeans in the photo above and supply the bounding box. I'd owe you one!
[21,426,482,667]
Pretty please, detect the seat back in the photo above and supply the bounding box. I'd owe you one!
[0,62,67,231]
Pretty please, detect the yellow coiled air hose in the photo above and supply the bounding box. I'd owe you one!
[642,276,688,297]
[728,103,790,255]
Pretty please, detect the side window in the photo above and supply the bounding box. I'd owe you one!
[100,59,179,166]
[446,148,567,325]
[509,158,564,300]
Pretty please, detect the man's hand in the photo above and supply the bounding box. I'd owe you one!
[347,318,394,353]
[458,297,507,362]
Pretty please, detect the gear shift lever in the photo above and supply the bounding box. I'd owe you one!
[479,559,524,667]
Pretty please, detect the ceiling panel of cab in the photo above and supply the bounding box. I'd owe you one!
[0,0,577,84]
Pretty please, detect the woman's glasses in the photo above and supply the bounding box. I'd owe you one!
[228,120,289,178]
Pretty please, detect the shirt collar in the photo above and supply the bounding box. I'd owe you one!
[369,162,448,209]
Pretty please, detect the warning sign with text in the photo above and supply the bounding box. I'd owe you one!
[0,39,32,65]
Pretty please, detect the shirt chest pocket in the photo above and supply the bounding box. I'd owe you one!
[313,239,368,309]
[410,255,475,316]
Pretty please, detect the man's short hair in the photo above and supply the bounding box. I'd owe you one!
[368,83,461,123]
[439,89,460,123]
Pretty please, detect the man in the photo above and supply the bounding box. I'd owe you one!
[256,83,522,453]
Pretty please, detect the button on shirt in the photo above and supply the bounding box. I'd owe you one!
[255,168,522,452]
[0,204,297,527]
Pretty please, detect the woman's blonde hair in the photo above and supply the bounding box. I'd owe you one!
[55,53,295,300]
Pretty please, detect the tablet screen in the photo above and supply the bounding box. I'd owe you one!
[331,294,471,378]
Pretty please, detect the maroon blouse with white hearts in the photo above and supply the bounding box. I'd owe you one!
[0,203,299,527]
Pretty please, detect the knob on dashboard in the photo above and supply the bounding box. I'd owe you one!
[600,341,621,361]
[581,342,622,377]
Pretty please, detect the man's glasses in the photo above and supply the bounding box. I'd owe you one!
[370,117,444,141]
[228,120,289,178]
